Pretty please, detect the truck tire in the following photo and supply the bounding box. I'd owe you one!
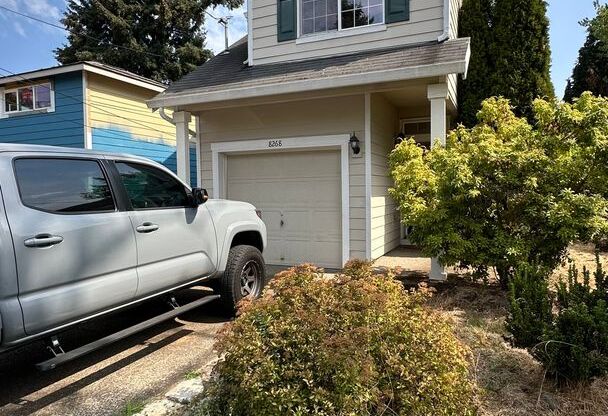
[218,245,266,315]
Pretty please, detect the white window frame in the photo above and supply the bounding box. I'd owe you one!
[297,0,386,42]
[0,81,56,118]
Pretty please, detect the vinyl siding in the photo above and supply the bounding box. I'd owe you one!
[252,0,444,64]
[86,73,197,185]
[0,72,84,148]
[370,93,400,259]
[197,94,367,260]
[449,0,461,39]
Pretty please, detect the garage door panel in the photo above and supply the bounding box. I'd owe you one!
[226,150,342,268]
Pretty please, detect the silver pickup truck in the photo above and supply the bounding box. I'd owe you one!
[0,144,266,368]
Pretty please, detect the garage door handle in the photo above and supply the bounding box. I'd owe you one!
[136,223,159,233]
[24,234,64,248]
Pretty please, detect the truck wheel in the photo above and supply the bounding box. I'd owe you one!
[218,245,265,314]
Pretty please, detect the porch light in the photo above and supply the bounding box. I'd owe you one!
[349,132,360,155]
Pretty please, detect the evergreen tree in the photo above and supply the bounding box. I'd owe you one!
[55,0,241,83]
[457,0,494,127]
[492,0,554,120]
[564,2,608,101]
[457,0,554,125]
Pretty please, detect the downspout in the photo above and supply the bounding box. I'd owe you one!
[158,107,196,138]
[437,0,450,43]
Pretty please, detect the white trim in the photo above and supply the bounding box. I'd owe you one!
[297,0,386,41]
[82,64,166,92]
[364,93,372,260]
[147,59,469,108]
[195,116,202,187]
[82,71,92,149]
[211,134,351,267]
[247,0,254,66]
[296,24,387,44]
[0,81,55,119]
[0,63,165,93]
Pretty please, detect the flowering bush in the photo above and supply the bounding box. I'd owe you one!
[198,260,475,416]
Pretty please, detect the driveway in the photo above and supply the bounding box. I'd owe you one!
[0,286,227,416]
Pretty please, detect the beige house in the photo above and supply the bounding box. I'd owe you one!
[148,0,470,279]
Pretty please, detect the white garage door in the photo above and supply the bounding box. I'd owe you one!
[226,150,342,268]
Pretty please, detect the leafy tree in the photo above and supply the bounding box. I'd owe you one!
[55,0,241,83]
[458,0,554,125]
[564,1,608,101]
[389,94,608,286]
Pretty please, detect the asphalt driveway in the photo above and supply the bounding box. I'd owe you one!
[0,286,227,416]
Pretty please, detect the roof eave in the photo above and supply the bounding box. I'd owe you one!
[147,59,468,109]
[0,63,165,92]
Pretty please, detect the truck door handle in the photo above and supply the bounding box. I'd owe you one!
[24,234,64,248]
[136,222,159,233]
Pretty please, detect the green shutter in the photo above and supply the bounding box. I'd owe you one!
[385,0,410,24]
[277,0,297,42]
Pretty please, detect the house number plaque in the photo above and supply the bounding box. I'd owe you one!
[268,140,283,148]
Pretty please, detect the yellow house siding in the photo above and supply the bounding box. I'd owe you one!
[370,94,401,259]
[197,94,367,260]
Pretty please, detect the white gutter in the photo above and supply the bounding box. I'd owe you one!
[437,0,450,43]
[246,0,254,66]
[158,107,197,139]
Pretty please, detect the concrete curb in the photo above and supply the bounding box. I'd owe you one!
[133,356,220,416]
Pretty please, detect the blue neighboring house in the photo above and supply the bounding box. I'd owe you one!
[0,61,198,185]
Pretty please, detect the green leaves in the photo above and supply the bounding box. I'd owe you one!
[55,0,234,83]
[198,263,475,415]
[458,0,554,125]
[389,95,608,283]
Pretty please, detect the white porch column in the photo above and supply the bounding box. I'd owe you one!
[174,111,191,183]
[427,83,448,148]
[427,84,448,281]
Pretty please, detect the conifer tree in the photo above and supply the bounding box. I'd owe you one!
[457,0,494,127]
[55,0,241,83]
[457,0,554,124]
[564,1,608,101]
[492,0,554,119]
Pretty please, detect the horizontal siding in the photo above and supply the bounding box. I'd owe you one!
[252,0,444,64]
[198,94,367,260]
[87,73,197,186]
[449,0,461,39]
[370,93,400,259]
[0,72,84,148]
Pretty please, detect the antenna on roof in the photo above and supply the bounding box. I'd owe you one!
[218,16,232,53]
[205,10,232,53]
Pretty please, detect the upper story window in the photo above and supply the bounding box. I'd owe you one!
[300,0,384,35]
[2,82,54,116]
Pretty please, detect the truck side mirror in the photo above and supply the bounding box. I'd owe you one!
[191,188,209,206]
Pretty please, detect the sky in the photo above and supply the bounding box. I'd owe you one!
[0,0,603,98]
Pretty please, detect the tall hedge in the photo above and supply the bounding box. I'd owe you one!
[458,0,554,125]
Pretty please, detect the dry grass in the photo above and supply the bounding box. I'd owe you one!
[424,246,608,416]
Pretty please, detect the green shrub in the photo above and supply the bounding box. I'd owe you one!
[388,94,608,286]
[506,264,552,348]
[198,261,476,416]
[535,256,608,381]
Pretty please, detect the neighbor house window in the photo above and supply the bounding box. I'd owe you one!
[2,82,53,115]
[300,0,383,35]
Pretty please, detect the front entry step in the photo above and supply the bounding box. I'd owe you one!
[36,294,220,371]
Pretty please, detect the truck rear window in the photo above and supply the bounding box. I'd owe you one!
[14,158,116,214]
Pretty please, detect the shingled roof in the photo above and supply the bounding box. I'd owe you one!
[148,37,470,107]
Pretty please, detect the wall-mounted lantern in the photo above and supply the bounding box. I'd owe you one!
[349,132,361,155]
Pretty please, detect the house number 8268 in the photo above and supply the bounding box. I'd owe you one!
[268,140,282,148]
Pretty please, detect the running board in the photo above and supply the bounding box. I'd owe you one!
[36,294,220,371]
